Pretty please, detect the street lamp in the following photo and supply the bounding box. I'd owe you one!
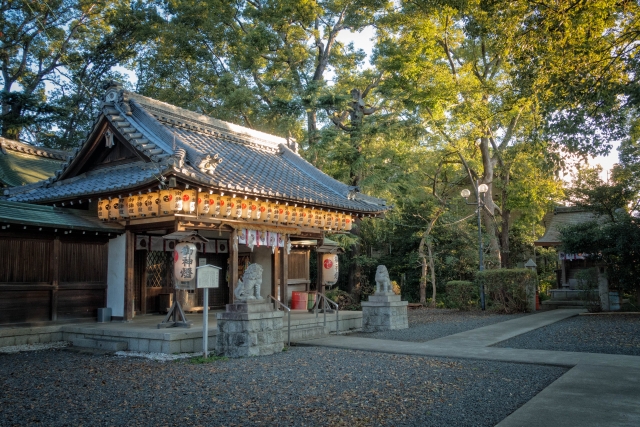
[461,182,489,310]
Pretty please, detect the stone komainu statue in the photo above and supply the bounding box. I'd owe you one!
[234,263,264,301]
[375,265,392,294]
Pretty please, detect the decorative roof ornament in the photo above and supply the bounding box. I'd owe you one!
[104,130,114,148]
[198,154,222,176]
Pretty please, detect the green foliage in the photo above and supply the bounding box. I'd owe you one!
[188,354,228,364]
[325,288,359,311]
[561,165,640,295]
[444,280,478,311]
[475,269,536,313]
[575,268,602,313]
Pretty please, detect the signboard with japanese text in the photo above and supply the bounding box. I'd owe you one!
[197,265,221,289]
[174,242,197,289]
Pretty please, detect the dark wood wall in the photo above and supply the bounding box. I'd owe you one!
[0,232,110,325]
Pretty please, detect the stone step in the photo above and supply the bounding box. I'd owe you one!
[289,326,328,342]
[72,338,128,351]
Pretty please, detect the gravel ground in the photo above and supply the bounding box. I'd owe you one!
[351,308,528,342]
[494,314,640,356]
[0,347,565,427]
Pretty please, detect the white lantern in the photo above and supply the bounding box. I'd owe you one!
[97,199,109,221]
[145,192,159,217]
[181,189,197,214]
[197,192,212,217]
[174,242,197,283]
[108,198,121,220]
[321,254,339,286]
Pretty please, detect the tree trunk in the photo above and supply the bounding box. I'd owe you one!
[347,217,362,299]
[307,110,319,166]
[418,213,440,306]
[479,136,502,266]
[427,235,437,307]
[500,169,511,268]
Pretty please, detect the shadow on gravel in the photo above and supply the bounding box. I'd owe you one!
[350,308,530,343]
[0,346,565,427]
[493,314,640,356]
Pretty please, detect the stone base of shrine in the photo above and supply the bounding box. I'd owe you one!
[215,300,284,358]
[361,293,409,332]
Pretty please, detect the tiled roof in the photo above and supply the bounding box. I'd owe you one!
[0,200,124,233]
[534,207,598,246]
[4,84,388,213]
[0,138,68,187]
[8,162,166,203]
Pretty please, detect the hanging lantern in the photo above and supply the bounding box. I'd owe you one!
[97,199,109,221]
[133,194,144,217]
[290,208,298,224]
[294,207,304,226]
[272,203,282,224]
[248,201,259,221]
[336,213,345,231]
[145,192,159,217]
[301,208,313,226]
[181,189,197,214]
[125,196,136,218]
[209,194,223,218]
[232,197,242,219]
[250,201,266,221]
[197,192,211,217]
[325,212,334,229]
[108,198,121,220]
[280,206,291,224]
[221,195,233,217]
[159,189,182,214]
[321,254,339,286]
[345,214,353,231]
[173,242,197,283]
[118,197,129,220]
[241,199,251,219]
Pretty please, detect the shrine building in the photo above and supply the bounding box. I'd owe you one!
[2,82,387,324]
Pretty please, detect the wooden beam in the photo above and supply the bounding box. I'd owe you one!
[272,246,278,298]
[124,230,135,321]
[229,229,238,305]
[305,250,310,292]
[50,237,60,321]
[316,251,324,295]
[279,234,289,306]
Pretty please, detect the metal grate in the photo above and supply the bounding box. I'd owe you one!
[146,251,172,288]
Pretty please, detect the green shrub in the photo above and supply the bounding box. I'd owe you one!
[475,269,536,313]
[445,280,479,310]
[575,268,602,313]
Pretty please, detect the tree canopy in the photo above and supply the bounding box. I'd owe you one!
[3,0,639,303]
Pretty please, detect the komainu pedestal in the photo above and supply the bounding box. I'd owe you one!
[361,293,409,332]
[215,301,284,358]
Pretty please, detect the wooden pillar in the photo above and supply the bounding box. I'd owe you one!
[124,230,135,321]
[316,251,324,295]
[229,229,238,304]
[304,250,310,292]
[272,246,279,298]
[561,258,567,287]
[279,234,289,306]
[50,237,60,321]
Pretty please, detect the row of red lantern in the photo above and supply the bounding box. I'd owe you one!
[97,190,353,231]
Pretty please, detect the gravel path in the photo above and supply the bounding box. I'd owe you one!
[351,308,528,342]
[0,347,565,427]
[494,314,640,356]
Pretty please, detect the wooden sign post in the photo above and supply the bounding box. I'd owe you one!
[196,264,221,357]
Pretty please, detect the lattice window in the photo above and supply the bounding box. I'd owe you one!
[146,251,172,288]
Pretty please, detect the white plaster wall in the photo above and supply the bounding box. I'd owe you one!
[252,246,273,300]
[107,234,126,317]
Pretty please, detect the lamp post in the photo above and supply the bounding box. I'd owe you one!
[461,182,489,311]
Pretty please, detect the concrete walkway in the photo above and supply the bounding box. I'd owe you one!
[300,309,640,427]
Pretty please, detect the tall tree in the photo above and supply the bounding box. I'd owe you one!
[0,0,153,148]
